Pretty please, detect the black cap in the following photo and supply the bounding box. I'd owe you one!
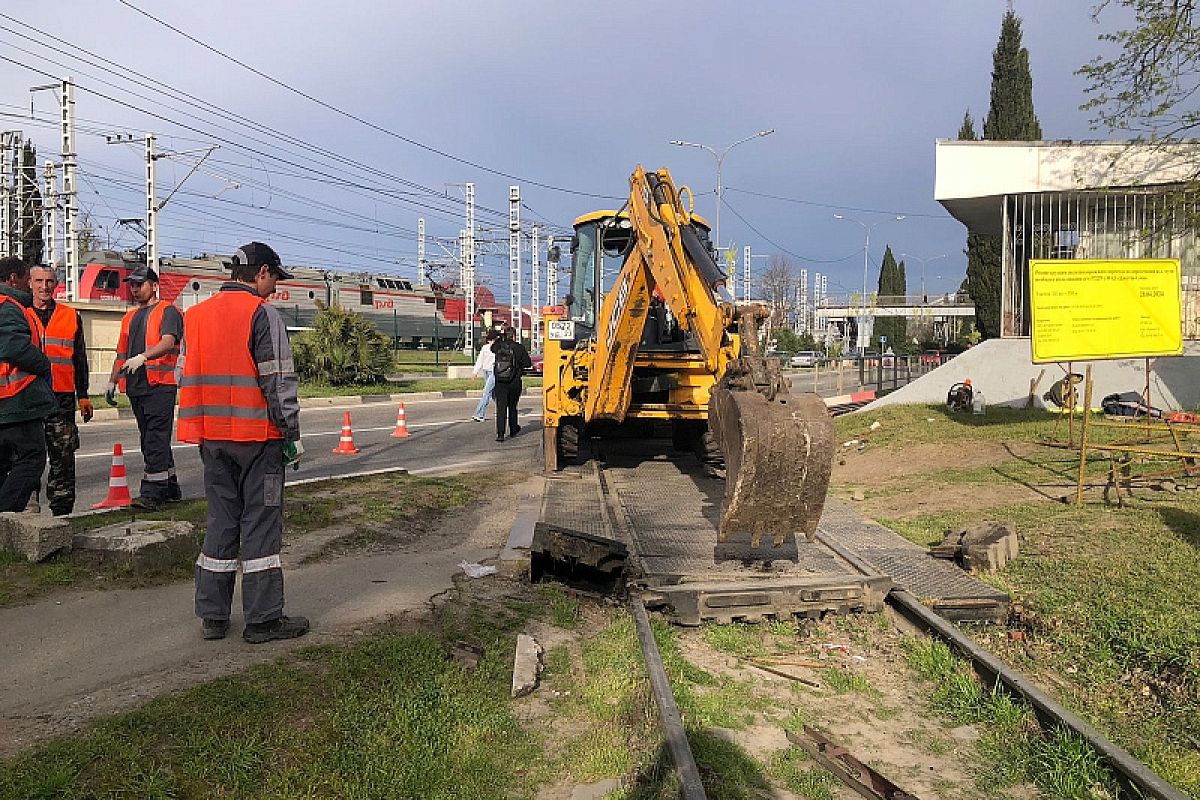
[123,265,159,284]
[231,242,292,279]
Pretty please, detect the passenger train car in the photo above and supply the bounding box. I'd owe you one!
[65,250,532,348]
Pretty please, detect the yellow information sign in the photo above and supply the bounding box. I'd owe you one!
[1029,258,1182,363]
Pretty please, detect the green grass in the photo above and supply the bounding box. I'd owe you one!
[767,747,837,800]
[0,473,481,607]
[819,666,877,696]
[701,622,770,659]
[0,620,541,799]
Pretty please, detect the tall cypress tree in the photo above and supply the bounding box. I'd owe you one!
[959,110,978,141]
[965,11,1042,339]
[875,246,904,349]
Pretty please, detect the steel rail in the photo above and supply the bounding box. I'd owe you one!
[816,532,1188,800]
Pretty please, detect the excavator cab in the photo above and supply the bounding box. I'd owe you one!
[542,167,835,550]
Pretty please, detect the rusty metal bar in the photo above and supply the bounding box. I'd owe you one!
[1076,366,1094,504]
[630,596,708,800]
[786,727,918,800]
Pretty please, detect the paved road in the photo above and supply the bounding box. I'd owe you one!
[69,395,545,510]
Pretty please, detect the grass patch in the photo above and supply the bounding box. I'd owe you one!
[0,473,481,607]
[0,608,542,799]
[901,636,1120,798]
[767,747,837,800]
[819,666,877,697]
[701,622,770,659]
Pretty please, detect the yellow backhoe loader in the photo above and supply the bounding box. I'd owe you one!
[541,165,835,548]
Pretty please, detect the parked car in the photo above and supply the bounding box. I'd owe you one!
[525,354,544,376]
[789,351,823,368]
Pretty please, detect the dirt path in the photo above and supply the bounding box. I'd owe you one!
[0,475,540,756]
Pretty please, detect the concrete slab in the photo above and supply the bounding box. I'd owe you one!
[72,520,197,570]
[0,513,71,562]
[511,633,543,698]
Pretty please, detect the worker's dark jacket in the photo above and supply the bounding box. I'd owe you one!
[0,285,55,425]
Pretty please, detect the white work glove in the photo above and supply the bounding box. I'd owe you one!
[283,440,304,470]
[121,353,147,374]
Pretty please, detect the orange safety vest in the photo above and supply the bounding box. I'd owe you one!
[42,303,79,394]
[177,290,281,443]
[116,300,180,391]
[0,294,42,399]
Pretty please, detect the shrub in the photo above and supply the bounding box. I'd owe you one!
[292,303,393,385]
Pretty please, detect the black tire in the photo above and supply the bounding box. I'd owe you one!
[556,421,580,467]
[693,426,724,471]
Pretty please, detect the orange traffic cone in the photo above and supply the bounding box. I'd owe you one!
[332,411,360,454]
[391,403,411,438]
[92,443,133,508]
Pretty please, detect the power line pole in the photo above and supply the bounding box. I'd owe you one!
[798,268,809,333]
[61,79,78,299]
[12,132,26,261]
[145,134,158,275]
[0,131,11,259]
[417,217,426,282]
[43,160,57,268]
[742,245,751,302]
[465,182,476,356]
[530,223,541,353]
[508,186,521,331]
[546,235,559,306]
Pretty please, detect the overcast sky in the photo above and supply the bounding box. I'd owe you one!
[0,1,1131,302]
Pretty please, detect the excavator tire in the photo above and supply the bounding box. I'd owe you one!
[708,389,834,547]
[556,420,581,466]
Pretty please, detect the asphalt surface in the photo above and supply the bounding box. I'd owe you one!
[68,394,545,511]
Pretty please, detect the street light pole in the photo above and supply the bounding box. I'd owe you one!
[669,129,774,252]
[834,213,905,350]
[900,252,947,303]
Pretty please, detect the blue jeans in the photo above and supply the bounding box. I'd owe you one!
[473,370,495,419]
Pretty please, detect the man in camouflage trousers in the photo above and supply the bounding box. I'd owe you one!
[29,265,92,515]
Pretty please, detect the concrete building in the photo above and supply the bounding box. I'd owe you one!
[870,139,1200,410]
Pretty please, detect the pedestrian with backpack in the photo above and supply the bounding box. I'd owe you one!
[491,324,531,442]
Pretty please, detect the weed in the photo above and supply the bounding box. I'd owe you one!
[901,637,959,681]
[701,622,768,659]
[767,747,836,800]
[819,666,877,696]
[536,582,581,629]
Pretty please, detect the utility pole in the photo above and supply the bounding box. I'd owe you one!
[417,217,426,282]
[798,268,809,333]
[465,183,476,356]
[43,161,57,268]
[0,132,11,259]
[742,245,751,302]
[11,132,25,260]
[530,223,541,353]
[546,236,559,306]
[145,134,158,275]
[508,186,521,331]
[61,80,78,299]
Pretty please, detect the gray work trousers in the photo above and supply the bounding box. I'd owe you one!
[194,439,285,624]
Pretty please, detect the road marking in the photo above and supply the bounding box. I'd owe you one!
[76,411,541,459]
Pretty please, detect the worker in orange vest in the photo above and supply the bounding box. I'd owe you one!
[0,257,55,512]
[178,242,307,644]
[28,265,93,516]
[105,265,183,510]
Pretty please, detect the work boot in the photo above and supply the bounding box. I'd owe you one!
[130,496,160,511]
[496,434,505,442]
[511,425,521,437]
[202,619,229,640]
[166,485,183,504]
[243,615,310,645]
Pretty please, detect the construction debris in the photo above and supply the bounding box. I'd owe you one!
[511,633,543,698]
[930,521,1019,573]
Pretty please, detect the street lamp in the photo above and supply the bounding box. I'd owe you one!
[833,213,905,351]
[899,252,946,303]
[669,129,774,251]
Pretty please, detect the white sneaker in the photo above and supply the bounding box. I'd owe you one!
[472,415,484,422]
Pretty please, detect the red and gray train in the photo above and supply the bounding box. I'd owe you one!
[64,250,531,347]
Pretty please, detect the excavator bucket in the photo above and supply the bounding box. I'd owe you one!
[708,388,835,549]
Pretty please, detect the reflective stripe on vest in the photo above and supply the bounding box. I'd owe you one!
[0,295,41,399]
[44,303,79,394]
[176,290,282,444]
[116,300,180,392]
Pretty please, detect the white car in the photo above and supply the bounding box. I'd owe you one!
[789,351,823,368]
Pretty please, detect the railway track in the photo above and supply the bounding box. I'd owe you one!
[580,450,1187,800]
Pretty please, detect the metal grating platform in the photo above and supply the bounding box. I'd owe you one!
[818,500,1011,621]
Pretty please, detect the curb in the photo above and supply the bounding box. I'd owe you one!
[89,389,485,421]
[824,390,876,406]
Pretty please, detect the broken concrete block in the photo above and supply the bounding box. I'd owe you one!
[851,488,866,502]
[511,633,543,698]
[0,512,71,562]
[933,521,1018,573]
[72,520,196,570]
